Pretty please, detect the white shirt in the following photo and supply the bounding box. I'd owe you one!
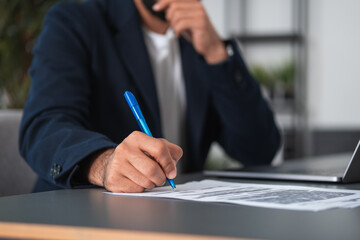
[142,27,186,147]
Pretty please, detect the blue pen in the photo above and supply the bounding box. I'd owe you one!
[124,91,176,189]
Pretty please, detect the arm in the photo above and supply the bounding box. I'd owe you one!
[19,2,182,192]
[198,40,281,165]
[19,2,117,189]
[155,0,280,164]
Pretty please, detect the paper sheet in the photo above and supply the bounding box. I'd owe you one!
[106,180,360,211]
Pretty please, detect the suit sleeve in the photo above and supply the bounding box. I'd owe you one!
[197,40,281,165]
[19,3,117,189]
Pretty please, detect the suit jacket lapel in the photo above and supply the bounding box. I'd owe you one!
[107,0,162,137]
[180,37,209,168]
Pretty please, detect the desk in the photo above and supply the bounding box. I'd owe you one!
[1,173,360,240]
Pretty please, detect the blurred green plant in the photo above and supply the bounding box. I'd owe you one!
[0,0,61,108]
[250,61,296,98]
[250,65,276,89]
[273,61,296,93]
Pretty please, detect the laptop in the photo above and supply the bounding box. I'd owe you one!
[204,140,360,183]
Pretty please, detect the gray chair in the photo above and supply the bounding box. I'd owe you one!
[0,110,37,197]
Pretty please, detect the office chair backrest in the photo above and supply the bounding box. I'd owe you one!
[0,110,37,197]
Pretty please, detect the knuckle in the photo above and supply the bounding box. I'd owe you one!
[144,180,155,189]
[170,2,179,10]
[130,130,142,139]
[155,175,167,186]
[154,140,167,156]
[115,142,124,152]
[144,163,159,177]
[198,19,206,28]
[198,8,205,17]
[170,12,178,22]
[116,144,130,160]
[175,148,183,161]
[104,171,117,186]
[166,11,172,20]
[121,138,132,150]
[104,176,117,192]
[104,184,115,192]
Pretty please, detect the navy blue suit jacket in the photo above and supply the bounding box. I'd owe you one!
[19,0,281,192]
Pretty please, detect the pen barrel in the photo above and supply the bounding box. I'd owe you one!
[124,91,175,189]
[138,118,153,137]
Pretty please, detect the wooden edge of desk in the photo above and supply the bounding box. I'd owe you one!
[0,221,256,240]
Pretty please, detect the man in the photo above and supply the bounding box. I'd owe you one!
[19,0,281,193]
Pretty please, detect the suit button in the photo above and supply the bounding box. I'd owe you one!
[235,71,243,83]
[235,71,247,89]
[50,164,62,177]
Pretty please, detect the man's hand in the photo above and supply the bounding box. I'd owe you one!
[153,0,228,64]
[87,131,183,193]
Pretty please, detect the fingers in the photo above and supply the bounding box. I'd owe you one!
[159,138,183,163]
[155,0,205,37]
[121,160,157,189]
[128,131,181,179]
[168,8,204,27]
[152,0,227,63]
[103,159,146,193]
[104,174,145,193]
[103,149,163,192]
[127,150,167,186]
[103,131,182,193]
[166,1,204,24]
[171,16,205,37]
[153,0,197,12]
[141,137,177,179]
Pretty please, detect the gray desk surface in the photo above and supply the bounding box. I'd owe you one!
[1,173,360,240]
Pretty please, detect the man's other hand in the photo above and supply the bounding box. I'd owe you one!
[154,0,228,64]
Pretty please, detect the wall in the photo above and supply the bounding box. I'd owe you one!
[202,0,227,38]
[307,0,360,129]
[204,0,360,129]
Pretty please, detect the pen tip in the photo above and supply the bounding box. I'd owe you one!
[168,179,176,189]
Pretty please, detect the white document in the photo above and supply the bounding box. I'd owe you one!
[107,180,360,211]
